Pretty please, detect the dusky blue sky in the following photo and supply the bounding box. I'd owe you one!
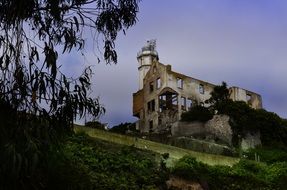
[62,0,287,127]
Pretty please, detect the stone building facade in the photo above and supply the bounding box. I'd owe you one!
[133,40,262,133]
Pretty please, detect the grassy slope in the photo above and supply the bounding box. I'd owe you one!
[75,125,239,167]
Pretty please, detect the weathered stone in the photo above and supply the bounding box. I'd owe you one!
[241,132,261,150]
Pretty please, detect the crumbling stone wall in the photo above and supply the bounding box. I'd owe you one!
[171,114,261,149]
[205,115,232,145]
[241,132,261,150]
[171,114,233,145]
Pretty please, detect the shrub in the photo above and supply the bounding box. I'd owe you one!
[245,148,287,164]
[171,156,287,190]
[216,100,287,147]
[49,134,168,190]
[181,105,213,122]
[85,120,106,130]
[109,122,137,134]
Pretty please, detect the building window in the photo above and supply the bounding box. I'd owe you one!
[177,78,183,89]
[199,84,204,94]
[156,78,161,89]
[147,99,155,112]
[187,99,193,110]
[181,97,186,110]
[159,93,178,111]
[246,94,251,101]
[246,94,252,105]
[149,81,154,92]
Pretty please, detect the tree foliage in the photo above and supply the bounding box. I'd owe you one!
[172,155,287,190]
[0,0,139,188]
[109,122,137,134]
[205,81,230,113]
[181,105,213,122]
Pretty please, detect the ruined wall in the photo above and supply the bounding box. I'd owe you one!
[171,115,233,145]
[241,132,261,150]
[132,89,143,117]
[229,87,262,109]
[134,55,263,133]
[140,61,217,133]
[205,115,232,145]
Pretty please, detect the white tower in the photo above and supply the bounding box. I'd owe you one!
[137,40,159,90]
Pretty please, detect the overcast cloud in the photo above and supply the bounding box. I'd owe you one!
[62,0,287,127]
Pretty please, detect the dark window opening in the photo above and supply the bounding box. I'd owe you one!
[147,99,155,112]
[199,84,204,94]
[159,92,178,112]
[149,81,154,92]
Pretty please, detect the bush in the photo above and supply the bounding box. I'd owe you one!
[244,148,287,164]
[172,156,208,180]
[85,120,106,130]
[172,156,287,190]
[217,100,287,147]
[181,105,213,122]
[109,122,137,134]
[46,134,168,190]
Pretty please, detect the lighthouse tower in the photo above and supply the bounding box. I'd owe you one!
[137,40,159,90]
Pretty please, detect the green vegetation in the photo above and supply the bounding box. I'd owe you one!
[109,122,137,134]
[46,134,168,190]
[181,105,213,122]
[244,147,287,164]
[75,126,240,166]
[85,120,106,130]
[205,81,230,112]
[182,82,287,148]
[1,133,169,189]
[172,155,287,190]
[0,1,140,188]
[219,101,287,147]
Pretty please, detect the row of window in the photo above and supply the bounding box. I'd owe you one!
[149,77,205,95]
[180,97,193,111]
[147,96,194,112]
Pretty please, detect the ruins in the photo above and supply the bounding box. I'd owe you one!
[133,40,262,133]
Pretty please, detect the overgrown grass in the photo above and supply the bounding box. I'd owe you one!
[75,126,240,167]
[244,147,287,164]
[46,133,168,190]
[172,156,287,190]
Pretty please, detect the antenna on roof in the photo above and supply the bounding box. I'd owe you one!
[148,39,156,50]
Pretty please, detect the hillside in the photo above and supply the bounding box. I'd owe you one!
[71,126,287,190]
[74,125,239,167]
